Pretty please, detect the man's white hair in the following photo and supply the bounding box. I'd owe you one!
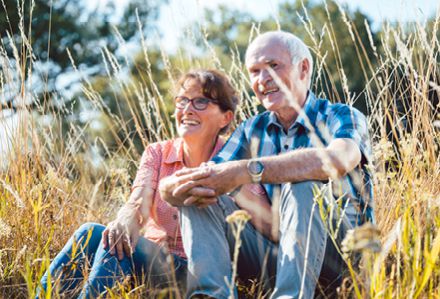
[246,31,314,87]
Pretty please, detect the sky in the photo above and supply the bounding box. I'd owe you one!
[157,0,440,52]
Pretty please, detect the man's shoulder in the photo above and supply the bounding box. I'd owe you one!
[315,97,366,120]
[243,110,271,123]
[239,110,272,129]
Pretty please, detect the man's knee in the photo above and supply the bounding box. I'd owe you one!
[279,181,327,212]
[281,180,325,199]
[180,195,237,224]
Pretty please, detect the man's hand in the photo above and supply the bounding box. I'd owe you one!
[159,166,217,207]
[160,160,249,207]
[102,217,141,260]
[172,160,249,205]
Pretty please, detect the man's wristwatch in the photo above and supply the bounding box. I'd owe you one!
[247,159,264,183]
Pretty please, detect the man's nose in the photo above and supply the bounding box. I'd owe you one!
[258,68,271,85]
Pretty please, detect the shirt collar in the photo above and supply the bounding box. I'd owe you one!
[163,137,225,165]
[267,91,319,132]
[163,138,184,164]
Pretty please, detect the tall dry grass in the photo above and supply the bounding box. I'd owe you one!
[0,2,439,298]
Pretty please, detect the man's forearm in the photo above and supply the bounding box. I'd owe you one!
[253,139,360,185]
[259,148,333,184]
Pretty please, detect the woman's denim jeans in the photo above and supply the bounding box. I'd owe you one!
[36,222,186,298]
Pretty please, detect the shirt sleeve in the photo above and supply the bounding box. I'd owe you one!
[212,121,250,164]
[327,104,372,164]
[131,144,161,192]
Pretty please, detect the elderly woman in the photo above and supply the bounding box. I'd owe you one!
[37,69,272,298]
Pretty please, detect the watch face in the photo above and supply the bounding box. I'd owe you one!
[249,160,264,175]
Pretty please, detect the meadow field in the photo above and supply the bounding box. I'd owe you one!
[0,1,439,298]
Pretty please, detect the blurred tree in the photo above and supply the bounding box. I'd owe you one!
[190,5,277,69]
[0,0,166,112]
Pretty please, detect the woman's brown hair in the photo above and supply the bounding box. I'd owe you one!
[177,69,239,134]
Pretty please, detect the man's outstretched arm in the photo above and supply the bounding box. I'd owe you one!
[260,138,361,184]
[168,138,362,202]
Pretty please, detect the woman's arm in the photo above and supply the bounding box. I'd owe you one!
[102,186,153,260]
[102,145,161,260]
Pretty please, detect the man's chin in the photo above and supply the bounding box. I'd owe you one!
[262,97,282,111]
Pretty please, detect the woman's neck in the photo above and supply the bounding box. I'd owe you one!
[182,137,217,168]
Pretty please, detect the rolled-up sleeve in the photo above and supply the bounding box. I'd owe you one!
[327,105,372,164]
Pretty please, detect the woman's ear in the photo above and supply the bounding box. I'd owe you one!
[220,110,234,130]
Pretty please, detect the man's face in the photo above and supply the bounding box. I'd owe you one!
[246,38,308,115]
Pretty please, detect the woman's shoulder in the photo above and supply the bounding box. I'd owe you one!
[144,138,182,157]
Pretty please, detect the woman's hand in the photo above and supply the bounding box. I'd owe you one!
[102,216,141,260]
[102,187,151,260]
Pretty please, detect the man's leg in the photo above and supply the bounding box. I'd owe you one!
[314,199,360,298]
[180,195,277,299]
[271,181,329,299]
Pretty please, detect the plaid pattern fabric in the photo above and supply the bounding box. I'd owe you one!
[212,91,374,223]
[132,137,267,258]
[132,138,225,258]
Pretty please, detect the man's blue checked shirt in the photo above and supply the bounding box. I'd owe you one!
[212,91,374,223]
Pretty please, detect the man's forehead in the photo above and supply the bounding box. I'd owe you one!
[246,39,290,65]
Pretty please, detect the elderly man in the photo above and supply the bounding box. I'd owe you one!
[160,31,373,298]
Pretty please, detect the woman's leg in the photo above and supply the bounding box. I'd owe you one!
[80,234,186,298]
[131,238,187,295]
[37,222,105,298]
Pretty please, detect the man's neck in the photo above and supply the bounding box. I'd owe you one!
[275,91,309,131]
[275,107,298,131]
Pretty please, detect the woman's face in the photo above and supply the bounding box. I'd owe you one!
[175,78,232,144]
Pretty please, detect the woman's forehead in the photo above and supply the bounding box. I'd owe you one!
[180,78,203,93]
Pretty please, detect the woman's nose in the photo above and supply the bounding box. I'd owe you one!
[181,100,195,113]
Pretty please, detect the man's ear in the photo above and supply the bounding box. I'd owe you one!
[299,58,310,81]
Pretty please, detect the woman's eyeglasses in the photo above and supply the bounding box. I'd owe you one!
[174,96,218,111]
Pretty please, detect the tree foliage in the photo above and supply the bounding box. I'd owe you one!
[0,0,165,109]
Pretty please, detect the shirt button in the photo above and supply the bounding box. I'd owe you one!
[173,214,178,220]
[284,144,289,150]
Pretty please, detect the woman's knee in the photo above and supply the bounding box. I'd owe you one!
[73,222,106,244]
